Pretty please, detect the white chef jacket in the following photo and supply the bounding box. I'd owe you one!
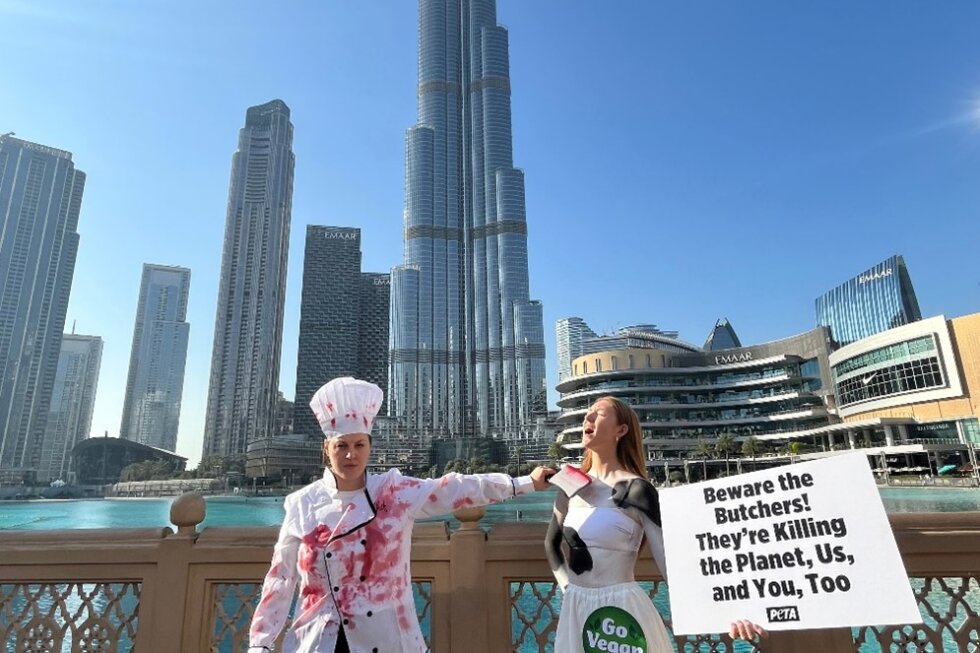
[248,468,534,653]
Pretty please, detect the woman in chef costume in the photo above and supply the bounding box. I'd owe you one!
[546,396,765,652]
[248,376,555,653]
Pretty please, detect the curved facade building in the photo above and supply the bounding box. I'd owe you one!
[71,437,186,485]
[556,319,699,385]
[557,328,836,459]
[390,0,547,437]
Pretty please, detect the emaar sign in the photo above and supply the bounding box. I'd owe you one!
[715,352,753,365]
[324,230,358,240]
[857,268,893,284]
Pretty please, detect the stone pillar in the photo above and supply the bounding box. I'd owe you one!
[450,506,489,653]
[884,425,895,447]
[146,492,205,651]
[848,431,857,449]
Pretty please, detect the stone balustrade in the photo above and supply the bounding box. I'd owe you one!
[0,494,978,652]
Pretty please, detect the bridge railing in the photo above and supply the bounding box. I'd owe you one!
[1,495,978,652]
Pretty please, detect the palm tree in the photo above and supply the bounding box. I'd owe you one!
[715,434,736,476]
[785,441,803,461]
[693,438,713,480]
[741,436,762,458]
[547,441,565,466]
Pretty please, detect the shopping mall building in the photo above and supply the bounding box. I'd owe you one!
[556,326,835,460]
[556,313,980,480]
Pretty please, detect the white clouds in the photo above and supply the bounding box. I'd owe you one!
[904,97,980,139]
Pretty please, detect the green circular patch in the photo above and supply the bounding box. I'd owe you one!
[582,606,647,653]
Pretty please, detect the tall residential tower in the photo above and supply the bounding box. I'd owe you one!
[203,100,295,458]
[120,264,191,452]
[0,135,86,482]
[41,334,102,482]
[389,0,547,438]
[293,226,390,439]
[556,318,598,383]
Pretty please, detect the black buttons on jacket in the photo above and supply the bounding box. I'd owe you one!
[343,618,349,625]
[359,575,366,581]
[372,649,378,653]
[367,611,373,617]
[326,552,332,558]
[333,586,339,592]
[361,539,367,545]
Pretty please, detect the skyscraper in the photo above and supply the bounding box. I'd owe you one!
[389,0,548,438]
[358,272,392,405]
[703,318,742,351]
[815,254,922,347]
[293,226,390,438]
[0,134,86,482]
[119,264,191,452]
[203,100,294,458]
[41,334,102,483]
[556,317,598,383]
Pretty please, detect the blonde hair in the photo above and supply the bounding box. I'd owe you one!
[580,396,647,479]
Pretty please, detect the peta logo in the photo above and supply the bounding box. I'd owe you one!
[766,606,800,623]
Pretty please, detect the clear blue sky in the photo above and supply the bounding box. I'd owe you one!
[3,1,979,468]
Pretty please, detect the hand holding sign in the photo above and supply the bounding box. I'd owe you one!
[660,453,921,634]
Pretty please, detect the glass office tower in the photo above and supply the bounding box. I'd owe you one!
[815,255,922,347]
[389,0,547,437]
[120,264,191,452]
[42,334,102,482]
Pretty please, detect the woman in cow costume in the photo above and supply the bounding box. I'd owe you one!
[248,377,555,653]
[546,396,765,652]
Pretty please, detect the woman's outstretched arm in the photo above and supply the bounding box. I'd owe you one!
[396,466,555,519]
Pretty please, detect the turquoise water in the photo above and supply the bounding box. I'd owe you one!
[1,486,978,531]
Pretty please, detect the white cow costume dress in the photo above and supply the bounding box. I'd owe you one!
[248,378,535,653]
[546,474,674,652]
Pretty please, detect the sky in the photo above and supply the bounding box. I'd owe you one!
[2,1,979,469]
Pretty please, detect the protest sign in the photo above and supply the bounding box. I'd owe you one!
[660,452,921,634]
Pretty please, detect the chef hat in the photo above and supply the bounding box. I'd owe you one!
[309,377,384,438]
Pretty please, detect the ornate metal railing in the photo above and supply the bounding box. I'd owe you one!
[0,495,977,652]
